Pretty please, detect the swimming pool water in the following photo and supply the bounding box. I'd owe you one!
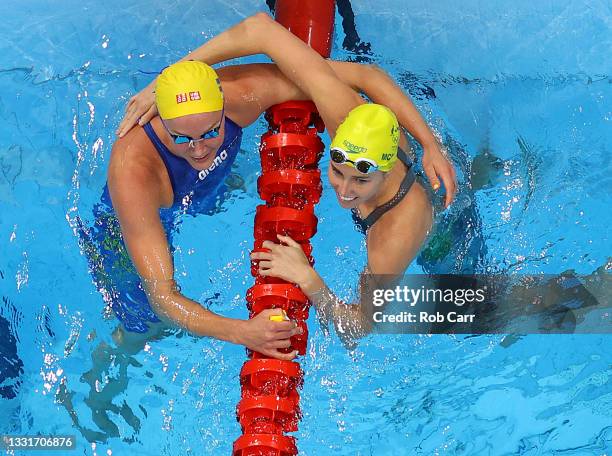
[1,0,610,454]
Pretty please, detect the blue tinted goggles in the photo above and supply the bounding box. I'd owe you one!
[163,110,224,147]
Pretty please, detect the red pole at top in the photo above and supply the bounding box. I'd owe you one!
[274,0,335,58]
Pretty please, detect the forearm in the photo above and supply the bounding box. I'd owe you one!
[144,279,244,344]
[181,14,268,66]
[361,65,438,148]
[300,270,371,338]
[138,14,269,93]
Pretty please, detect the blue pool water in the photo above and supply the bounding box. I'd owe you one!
[1,0,610,454]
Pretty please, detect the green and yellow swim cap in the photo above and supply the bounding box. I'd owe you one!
[330,104,400,172]
[155,61,224,120]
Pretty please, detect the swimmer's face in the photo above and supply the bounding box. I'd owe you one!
[163,110,225,170]
[328,161,385,209]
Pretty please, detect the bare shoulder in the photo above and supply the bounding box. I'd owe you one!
[108,125,169,209]
[367,181,433,275]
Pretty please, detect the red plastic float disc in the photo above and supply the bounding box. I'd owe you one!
[240,359,303,398]
[258,168,322,206]
[265,100,325,133]
[260,132,324,171]
[254,206,317,241]
[232,434,297,456]
[237,395,300,434]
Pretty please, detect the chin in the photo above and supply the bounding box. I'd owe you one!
[189,155,215,170]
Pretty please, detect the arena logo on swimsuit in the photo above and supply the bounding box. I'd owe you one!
[198,149,228,180]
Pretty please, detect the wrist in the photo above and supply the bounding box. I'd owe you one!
[299,267,324,296]
[224,318,246,346]
[420,135,438,151]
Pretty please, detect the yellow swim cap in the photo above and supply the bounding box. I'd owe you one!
[155,61,224,120]
[330,104,400,172]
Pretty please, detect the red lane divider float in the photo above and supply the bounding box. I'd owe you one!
[233,1,334,454]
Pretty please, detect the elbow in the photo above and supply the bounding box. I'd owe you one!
[244,12,274,36]
[353,63,386,96]
[249,12,273,24]
[239,12,275,53]
[147,292,176,325]
[143,280,183,326]
[366,63,386,80]
[366,63,393,86]
[367,63,384,74]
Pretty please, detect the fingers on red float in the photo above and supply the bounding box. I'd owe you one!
[273,321,295,332]
[268,349,296,361]
[257,265,267,274]
[272,339,292,349]
[255,251,274,261]
[275,330,296,340]
[278,234,299,247]
[261,240,278,250]
[271,325,291,336]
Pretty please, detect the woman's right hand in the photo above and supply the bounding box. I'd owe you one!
[116,80,158,137]
[236,308,303,360]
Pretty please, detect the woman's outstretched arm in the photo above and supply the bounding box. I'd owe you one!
[118,13,361,138]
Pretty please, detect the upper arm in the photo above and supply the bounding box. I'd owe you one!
[218,63,310,127]
[107,142,174,285]
[326,60,370,93]
[367,233,415,277]
[247,14,363,136]
[220,62,363,133]
[366,185,433,276]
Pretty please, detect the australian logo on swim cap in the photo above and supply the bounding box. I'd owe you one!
[176,91,202,104]
[391,124,400,145]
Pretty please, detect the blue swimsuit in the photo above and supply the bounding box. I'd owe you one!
[84,118,242,333]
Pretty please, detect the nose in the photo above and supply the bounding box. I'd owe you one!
[191,139,210,154]
[337,178,352,197]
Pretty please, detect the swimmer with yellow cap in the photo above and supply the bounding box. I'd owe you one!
[156,60,224,119]
[150,60,230,170]
[330,103,400,174]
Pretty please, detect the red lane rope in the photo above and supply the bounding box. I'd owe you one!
[233,2,335,455]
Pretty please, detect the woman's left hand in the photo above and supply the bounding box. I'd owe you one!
[250,234,313,287]
[422,141,457,209]
[116,80,158,138]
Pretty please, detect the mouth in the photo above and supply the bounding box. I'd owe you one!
[190,152,212,163]
[338,195,357,202]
